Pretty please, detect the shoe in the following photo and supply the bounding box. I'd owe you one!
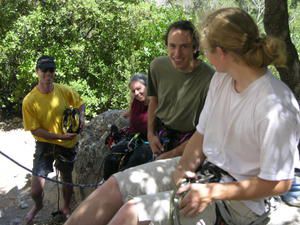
[281,172,300,207]
[281,193,300,207]
[51,210,69,222]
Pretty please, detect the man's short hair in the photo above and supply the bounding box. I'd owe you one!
[164,20,200,59]
[36,55,56,70]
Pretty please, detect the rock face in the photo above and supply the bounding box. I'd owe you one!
[73,110,128,203]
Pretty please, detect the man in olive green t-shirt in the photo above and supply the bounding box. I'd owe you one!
[147,20,214,159]
[63,20,214,225]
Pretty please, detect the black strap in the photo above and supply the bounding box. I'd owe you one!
[155,117,194,151]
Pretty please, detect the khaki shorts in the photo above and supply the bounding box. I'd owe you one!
[114,157,261,225]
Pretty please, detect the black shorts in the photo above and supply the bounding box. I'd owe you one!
[32,141,77,182]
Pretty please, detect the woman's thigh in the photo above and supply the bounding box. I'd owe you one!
[132,191,216,225]
[114,157,180,202]
[132,196,259,225]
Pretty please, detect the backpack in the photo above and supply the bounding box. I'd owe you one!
[103,125,152,180]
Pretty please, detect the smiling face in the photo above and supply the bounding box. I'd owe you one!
[129,80,147,102]
[36,68,55,93]
[37,68,55,86]
[167,28,195,73]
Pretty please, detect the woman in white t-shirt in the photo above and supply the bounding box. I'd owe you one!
[65,8,300,225]
[171,7,300,224]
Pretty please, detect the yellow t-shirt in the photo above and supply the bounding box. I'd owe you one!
[22,83,84,148]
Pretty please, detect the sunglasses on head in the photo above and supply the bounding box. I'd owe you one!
[40,68,55,73]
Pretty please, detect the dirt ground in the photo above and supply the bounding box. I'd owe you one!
[0,118,70,225]
[0,117,300,225]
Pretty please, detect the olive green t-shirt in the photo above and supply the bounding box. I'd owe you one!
[148,56,214,132]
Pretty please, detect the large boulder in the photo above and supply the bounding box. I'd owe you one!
[73,110,128,203]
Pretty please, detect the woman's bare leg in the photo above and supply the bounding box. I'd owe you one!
[64,176,123,225]
[108,200,150,225]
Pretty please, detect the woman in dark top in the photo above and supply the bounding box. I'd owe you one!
[125,73,148,138]
[121,73,152,170]
[103,73,152,178]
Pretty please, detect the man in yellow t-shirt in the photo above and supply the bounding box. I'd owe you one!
[22,55,85,224]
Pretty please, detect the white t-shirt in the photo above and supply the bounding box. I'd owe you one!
[196,70,300,214]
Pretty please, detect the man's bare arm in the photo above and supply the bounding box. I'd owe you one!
[156,139,189,160]
[147,96,163,154]
[173,131,206,186]
[31,128,76,140]
[32,103,85,140]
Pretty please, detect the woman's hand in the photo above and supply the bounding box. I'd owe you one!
[177,182,214,217]
[172,169,195,191]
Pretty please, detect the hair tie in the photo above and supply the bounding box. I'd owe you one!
[253,36,265,49]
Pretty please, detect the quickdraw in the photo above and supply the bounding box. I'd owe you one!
[170,161,228,225]
[62,107,81,134]
[170,161,272,225]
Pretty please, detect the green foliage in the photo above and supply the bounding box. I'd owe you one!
[0,0,187,118]
[1,0,298,119]
[0,0,36,39]
[289,0,300,52]
[168,0,299,63]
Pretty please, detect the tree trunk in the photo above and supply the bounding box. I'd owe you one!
[264,0,300,100]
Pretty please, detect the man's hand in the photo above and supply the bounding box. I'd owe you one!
[156,150,174,160]
[60,133,77,140]
[156,140,188,160]
[148,133,164,156]
[177,182,214,217]
[32,128,77,140]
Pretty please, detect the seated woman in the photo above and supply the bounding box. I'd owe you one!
[103,73,152,179]
[123,73,148,139]
[122,73,153,169]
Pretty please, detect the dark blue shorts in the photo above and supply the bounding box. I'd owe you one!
[32,141,76,182]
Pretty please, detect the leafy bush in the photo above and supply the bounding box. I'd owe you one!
[0,0,187,118]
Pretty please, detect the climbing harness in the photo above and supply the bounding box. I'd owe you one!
[156,118,193,152]
[170,161,229,225]
[170,161,272,225]
[103,132,150,180]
